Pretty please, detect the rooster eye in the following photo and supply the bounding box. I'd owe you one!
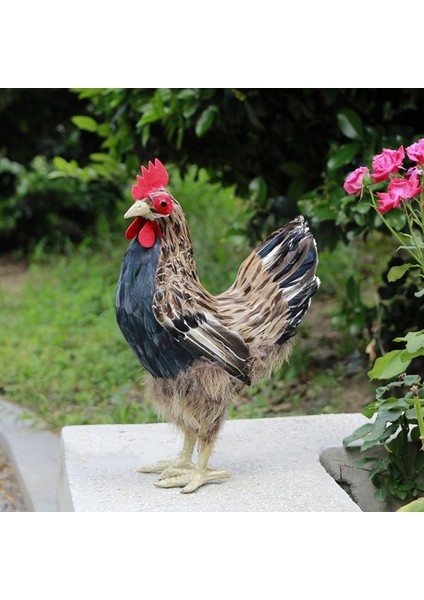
[160,200,167,208]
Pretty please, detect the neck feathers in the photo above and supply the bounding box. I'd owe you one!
[156,200,198,283]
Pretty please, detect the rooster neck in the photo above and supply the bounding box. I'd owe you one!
[156,201,199,284]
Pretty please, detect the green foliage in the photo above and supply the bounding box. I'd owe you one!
[67,89,424,243]
[387,263,417,283]
[298,97,424,357]
[0,156,121,252]
[344,372,424,502]
[367,331,424,381]
[297,94,424,243]
[0,89,91,167]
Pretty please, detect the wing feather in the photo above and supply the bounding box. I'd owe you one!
[153,294,251,384]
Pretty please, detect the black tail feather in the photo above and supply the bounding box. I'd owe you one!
[257,217,320,344]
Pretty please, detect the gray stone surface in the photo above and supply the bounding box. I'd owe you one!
[320,446,405,512]
[0,399,60,511]
[58,413,367,512]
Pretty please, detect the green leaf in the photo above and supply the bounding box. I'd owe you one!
[249,176,267,204]
[72,88,105,100]
[195,106,217,137]
[362,401,380,419]
[89,153,114,163]
[387,263,417,282]
[361,411,402,447]
[182,97,199,119]
[97,123,110,138]
[367,458,390,478]
[287,176,305,199]
[136,111,160,128]
[415,288,424,298]
[177,89,198,100]
[368,350,410,380]
[337,108,364,141]
[71,115,98,132]
[394,331,424,353]
[386,210,406,229]
[53,156,71,172]
[375,487,387,502]
[327,143,361,171]
[141,125,150,147]
[355,456,378,468]
[310,205,337,222]
[342,422,374,447]
[346,275,359,302]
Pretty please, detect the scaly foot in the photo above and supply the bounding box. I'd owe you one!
[137,458,194,474]
[155,466,231,493]
[138,432,197,474]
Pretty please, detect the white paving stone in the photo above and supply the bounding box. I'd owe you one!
[58,413,367,512]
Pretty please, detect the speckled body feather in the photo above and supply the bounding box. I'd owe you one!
[116,197,319,444]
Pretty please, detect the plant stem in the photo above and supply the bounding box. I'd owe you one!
[403,204,424,272]
[369,190,423,266]
[412,385,424,451]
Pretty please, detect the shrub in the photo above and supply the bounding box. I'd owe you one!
[0,156,121,252]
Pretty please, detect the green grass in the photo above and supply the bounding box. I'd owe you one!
[0,167,251,429]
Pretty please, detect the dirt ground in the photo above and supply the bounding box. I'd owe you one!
[0,253,29,294]
[0,453,25,512]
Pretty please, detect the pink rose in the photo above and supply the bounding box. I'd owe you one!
[387,173,422,201]
[375,192,401,213]
[405,166,420,179]
[376,173,422,213]
[343,166,370,196]
[406,139,424,164]
[371,146,405,183]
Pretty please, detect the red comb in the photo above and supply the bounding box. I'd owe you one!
[131,158,169,200]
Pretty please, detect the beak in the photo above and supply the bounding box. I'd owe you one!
[124,199,152,220]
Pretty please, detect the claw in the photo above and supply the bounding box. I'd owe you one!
[158,465,194,480]
[180,469,231,494]
[137,460,174,474]
[154,468,230,493]
[155,473,192,488]
[137,459,193,474]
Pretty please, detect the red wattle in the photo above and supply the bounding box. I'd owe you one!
[138,221,156,248]
[125,217,143,240]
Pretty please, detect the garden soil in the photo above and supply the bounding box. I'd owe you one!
[0,452,25,512]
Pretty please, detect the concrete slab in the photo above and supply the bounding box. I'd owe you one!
[320,446,407,512]
[0,399,60,512]
[58,413,367,512]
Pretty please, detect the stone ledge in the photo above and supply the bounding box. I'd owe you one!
[58,413,367,512]
[0,399,60,512]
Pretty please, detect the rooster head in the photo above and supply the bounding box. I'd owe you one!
[124,159,174,248]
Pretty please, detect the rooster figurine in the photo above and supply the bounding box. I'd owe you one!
[116,159,319,493]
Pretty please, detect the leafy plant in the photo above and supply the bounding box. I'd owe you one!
[342,139,424,504]
[68,89,424,242]
[0,155,121,252]
[343,374,424,502]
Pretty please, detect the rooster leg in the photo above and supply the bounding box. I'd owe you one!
[137,431,196,474]
[155,441,230,493]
